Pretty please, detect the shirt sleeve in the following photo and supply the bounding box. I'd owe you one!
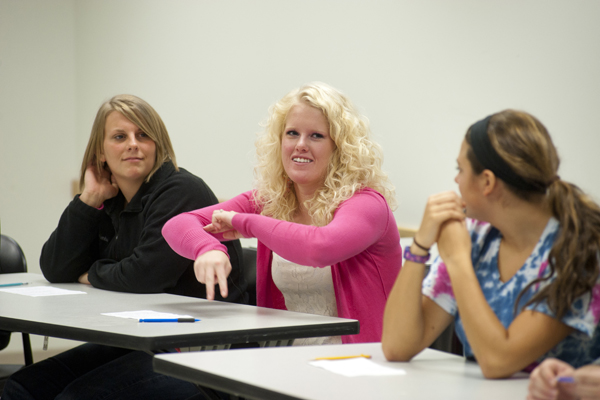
[162,191,258,260]
[526,280,600,338]
[40,196,107,283]
[230,189,392,267]
[422,257,457,316]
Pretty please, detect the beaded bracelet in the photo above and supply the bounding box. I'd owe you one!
[403,246,430,264]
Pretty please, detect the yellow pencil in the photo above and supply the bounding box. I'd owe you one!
[313,354,371,360]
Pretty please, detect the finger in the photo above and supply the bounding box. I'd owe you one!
[428,201,465,216]
[215,261,231,298]
[204,267,216,301]
[426,192,462,209]
[203,224,217,233]
[193,262,206,284]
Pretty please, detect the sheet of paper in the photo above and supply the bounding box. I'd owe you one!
[309,358,406,377]
[0,286,87,297]
[101,310,195,320]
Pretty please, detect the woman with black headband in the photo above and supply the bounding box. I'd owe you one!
[381,109,600,379]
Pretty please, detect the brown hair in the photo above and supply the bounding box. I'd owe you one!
[466,109,600,318]
[79,94,177,191]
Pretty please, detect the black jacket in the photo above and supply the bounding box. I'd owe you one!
[40,162,247,303]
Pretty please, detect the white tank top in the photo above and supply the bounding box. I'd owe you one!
[271,252,342,346]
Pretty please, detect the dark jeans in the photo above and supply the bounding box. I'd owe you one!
[2,344,202,400]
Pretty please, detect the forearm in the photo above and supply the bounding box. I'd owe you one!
[40,197,102,282]
[447,257,559,378]
[232,191,391,266]
[163,191,257,260]
[382,260,430,361]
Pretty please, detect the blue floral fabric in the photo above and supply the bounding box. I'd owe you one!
[422,217,600,368]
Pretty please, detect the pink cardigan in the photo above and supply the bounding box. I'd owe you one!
[162,188,402,343]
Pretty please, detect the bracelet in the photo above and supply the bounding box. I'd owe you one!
[403,246,430,264]
[413,237,430,252]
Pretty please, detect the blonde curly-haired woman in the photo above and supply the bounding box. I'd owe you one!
[163,82,402,344]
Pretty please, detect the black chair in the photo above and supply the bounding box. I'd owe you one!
[241,247,257,306]
[0,235,35,375]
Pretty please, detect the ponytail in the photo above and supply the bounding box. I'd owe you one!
[521,180,600,318]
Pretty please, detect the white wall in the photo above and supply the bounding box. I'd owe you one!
[1,0,599,359]
[0,0,82,361]
[0,0,78,272]
[72,0,600,231]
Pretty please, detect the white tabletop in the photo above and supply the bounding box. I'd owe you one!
[154,342,529,400]
[0,273,358,351]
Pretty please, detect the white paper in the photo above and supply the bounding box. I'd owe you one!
[0,286,87,297]
[309,358,406,377]
[101,310,195,320]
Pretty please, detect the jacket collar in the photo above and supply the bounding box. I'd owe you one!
[105,161,176,214]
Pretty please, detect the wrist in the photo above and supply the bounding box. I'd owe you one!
[79,191,104,209]
[410,244,429,257]
[443,254,471,272]
[404,245,430,264]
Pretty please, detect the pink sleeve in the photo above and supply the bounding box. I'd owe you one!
[232,189,391,267]
[162,191,258,260]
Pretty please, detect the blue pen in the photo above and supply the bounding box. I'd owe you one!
[557,376,575,383]
[139,318,200,323]
[0,282,29,288]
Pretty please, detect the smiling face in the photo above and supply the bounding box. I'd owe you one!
[100,111,156,195]
[281,102,336,197]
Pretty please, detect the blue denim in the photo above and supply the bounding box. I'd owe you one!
[2,344,203,400]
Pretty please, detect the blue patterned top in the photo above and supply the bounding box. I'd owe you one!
[422,217,600,368]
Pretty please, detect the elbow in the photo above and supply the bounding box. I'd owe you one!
[161,218,177,244]
[381,340,417,362]
[475,354,521,379]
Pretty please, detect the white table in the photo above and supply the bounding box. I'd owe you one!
[0,273,358,352]
[154,342,530,400]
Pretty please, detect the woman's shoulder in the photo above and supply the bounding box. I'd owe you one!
[345,187,389,206]
[466,218,499,251]
[158,166,213,194]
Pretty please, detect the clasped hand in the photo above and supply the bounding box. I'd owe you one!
[415,191,470,264]
[203,209,245,240]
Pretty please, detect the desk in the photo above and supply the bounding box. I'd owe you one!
[154,343,529,400]
[0,273,358,352]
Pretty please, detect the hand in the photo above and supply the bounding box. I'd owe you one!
[78,272,91,285]
[572,364,600,400]
[527,358,577,400]
[436,219,471,267]
[414,191,465,249]
[194,250,231,300]
[203,209,245,240]
[79,162,119,208]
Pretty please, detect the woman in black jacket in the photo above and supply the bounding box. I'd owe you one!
[3,94,246,400]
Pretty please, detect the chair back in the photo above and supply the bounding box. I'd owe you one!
[242,247,257,306]
[0,235,28,274]
[0,235,29,353]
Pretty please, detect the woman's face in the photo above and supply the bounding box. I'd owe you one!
[455,140,482,218]
[281,103,336,196]
[100,111,156,191]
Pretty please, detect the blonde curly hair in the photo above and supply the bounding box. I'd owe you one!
[254,82,396,226]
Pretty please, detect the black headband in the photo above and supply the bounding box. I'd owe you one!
[469,116,547,193]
